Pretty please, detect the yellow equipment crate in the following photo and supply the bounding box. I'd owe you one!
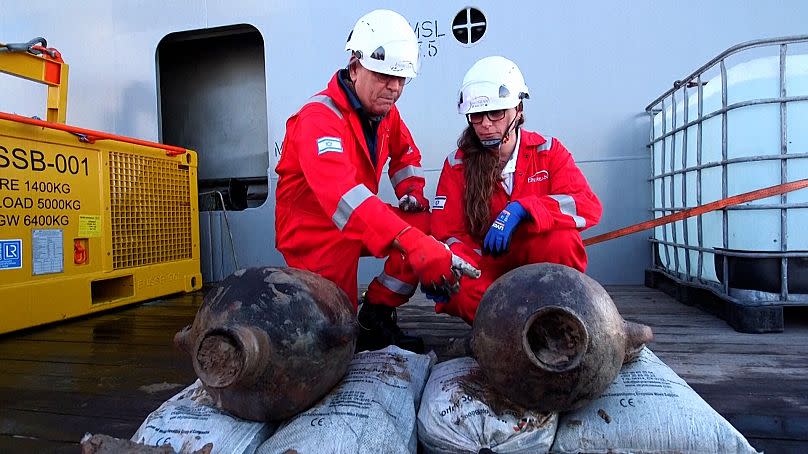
[0,40,202,334]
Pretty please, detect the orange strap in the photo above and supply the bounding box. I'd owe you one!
[0,112,188,157]
[584,178,808,246]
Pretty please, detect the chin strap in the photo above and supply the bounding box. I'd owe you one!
[480,114,521,149]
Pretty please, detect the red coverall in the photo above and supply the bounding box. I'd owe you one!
[275,71,429,309]
[431,130,603,324]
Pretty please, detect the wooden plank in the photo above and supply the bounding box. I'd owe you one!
[747,437,808,453]
[1,358,193,380]
[0,340,191,366]
[0,435,77,454]
[648,340,808,354]
[0,366,193,396]
[5,312,197,345]
[0,408,136,443]
[720,411,808,442]
[650,351,808,368]
[13,328,190,346]
[687,379,808,401]
[0,386,174,421]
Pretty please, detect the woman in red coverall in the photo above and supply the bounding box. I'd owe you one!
[429,56,603,324]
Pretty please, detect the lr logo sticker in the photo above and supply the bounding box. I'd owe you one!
[0,239,23,270]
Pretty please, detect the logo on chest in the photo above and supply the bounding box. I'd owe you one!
[527,170,549,183]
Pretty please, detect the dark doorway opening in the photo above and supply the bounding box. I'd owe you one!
[157,24,269,210]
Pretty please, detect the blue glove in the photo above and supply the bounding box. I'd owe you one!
[421,283,450,303]
[483,201,529,257]
[423,289,449,303]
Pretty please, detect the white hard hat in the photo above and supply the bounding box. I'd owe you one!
[457,56,530,114]
[345,9,419,79]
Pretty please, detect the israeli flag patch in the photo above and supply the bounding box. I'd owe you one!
[432,196,447,210]
[317,137,343,155]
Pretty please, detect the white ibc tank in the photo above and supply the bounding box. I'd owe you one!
[651,53,808,286]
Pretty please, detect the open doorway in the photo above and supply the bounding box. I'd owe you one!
[157,24,268,211]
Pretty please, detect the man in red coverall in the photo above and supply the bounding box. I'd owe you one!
[275,9,478,352]
[429,56,603,324]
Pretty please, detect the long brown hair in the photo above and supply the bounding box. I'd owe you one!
[460,111,525,241]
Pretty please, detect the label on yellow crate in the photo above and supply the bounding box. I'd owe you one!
[32,228,63,275]
[78,215,101,238]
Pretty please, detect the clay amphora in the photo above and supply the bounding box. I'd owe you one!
[471,263,653,412]
[174,267,357,421]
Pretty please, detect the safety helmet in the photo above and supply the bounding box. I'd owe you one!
[345,9,419,79]
[457,56,529,114]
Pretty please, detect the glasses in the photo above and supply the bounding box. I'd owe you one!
[466,109,507,124]
[370,70,411,87]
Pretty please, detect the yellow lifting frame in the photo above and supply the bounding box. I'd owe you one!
[0,41,202,335]
[0,48,69,123]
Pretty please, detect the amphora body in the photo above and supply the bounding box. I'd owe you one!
[175,267,357,421]
[472,263,653,412]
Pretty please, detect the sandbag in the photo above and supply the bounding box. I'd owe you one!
[551,347,759,454]
[82,433,212,453]
[132,380,274,454]
[417,357,558,454]
[257,346,434,454]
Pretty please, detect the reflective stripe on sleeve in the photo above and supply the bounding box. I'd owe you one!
[332,184,374,230]
[549,194,586,228]
[445,237,461,247]
[391,165,424,187]
[375,272,416,296]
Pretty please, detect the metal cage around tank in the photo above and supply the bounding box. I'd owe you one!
[645,35,808,329]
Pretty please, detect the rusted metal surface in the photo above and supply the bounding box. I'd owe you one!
[471,263,653,412]
[174,267,357,421]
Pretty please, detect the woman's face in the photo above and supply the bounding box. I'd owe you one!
[468,107,519,143]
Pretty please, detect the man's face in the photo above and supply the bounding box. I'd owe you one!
[350,62,406,116]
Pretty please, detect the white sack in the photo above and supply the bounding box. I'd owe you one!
[132,380,274,454]
[258,346,434,454]
[417,357,558,454]
[551,347,759,454]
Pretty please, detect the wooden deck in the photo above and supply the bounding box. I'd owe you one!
[0,286,806,453]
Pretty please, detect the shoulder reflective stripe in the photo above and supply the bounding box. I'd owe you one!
[549,194,586,228]
[391,165,424,187]
[447,150,463,166]
[308,94,343,120]
[332,184,374,230]
[537,137,554,152]
[375,272,416,296]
